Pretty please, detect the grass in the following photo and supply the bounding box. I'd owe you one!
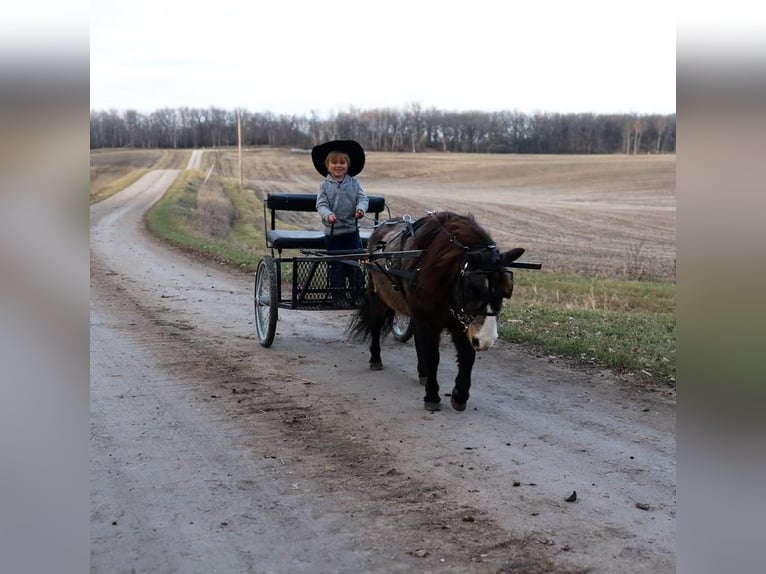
[501,299,675,386]
[504,272,675,386]
[513,271,675,314]
[98,158,675,388]
[145,170,266,271]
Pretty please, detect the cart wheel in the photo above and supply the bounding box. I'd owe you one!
[392,312,414,342]
[254,256,278,347]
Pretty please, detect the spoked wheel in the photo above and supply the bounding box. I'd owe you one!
[254,256,278,347]
[392,312,414,342]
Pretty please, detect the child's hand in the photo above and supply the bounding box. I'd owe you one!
[355,209,364,219]
[328,213,337,224]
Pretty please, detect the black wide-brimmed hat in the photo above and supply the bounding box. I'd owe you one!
[311,139,365,177]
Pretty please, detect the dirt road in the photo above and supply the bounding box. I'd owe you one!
[90,169,676,573]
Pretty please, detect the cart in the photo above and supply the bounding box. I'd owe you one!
[254,193,416,347]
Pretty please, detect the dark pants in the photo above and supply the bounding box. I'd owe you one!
[325,230,363,303]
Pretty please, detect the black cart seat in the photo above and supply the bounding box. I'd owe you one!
[264,193,386,251]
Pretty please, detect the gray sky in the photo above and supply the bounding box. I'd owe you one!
[89,1,687,116]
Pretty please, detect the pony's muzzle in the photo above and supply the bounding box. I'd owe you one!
[468,316,498,351]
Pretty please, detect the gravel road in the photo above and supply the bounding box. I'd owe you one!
[90,168,676,573]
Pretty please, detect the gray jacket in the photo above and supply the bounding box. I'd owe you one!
[316,176,369,236]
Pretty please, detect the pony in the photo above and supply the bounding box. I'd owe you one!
[349,212,525,412]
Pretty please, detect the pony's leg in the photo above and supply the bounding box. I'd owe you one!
[369,324,382,371]
[413,322,427,385]
[367,297,388,371]
[449,329,476,411]
[416,323,442,411]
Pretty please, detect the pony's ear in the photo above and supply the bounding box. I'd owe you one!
[500,272,514,298]
[502,247,525,265]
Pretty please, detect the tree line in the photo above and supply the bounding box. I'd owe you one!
[90,104,675,155]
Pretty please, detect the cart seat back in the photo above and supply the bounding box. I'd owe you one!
[264,193,386,251]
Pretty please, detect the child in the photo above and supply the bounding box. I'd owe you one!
[312,139,369,305]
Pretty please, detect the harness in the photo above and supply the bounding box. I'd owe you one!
[371,213,507,331]
[368,215,426,288]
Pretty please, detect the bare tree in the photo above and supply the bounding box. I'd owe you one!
[623,118,633,154]
[631,117,644,154]
[90,107,675,155]
[654,115,667,153]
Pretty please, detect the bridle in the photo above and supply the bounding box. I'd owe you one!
[450,245,508,331]
[429,217,510,329]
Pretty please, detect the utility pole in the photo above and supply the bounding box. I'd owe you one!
[237,109,243,187]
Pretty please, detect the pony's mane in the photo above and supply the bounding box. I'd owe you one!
[415,212,493,285]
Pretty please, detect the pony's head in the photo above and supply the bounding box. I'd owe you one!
[416,213,525,351]
[458,246,525,350]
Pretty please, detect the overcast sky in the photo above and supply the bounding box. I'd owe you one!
[89,1,686,116]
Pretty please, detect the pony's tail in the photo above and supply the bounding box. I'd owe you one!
[347,291,394,342]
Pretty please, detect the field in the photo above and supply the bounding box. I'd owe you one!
[212,148,676,281]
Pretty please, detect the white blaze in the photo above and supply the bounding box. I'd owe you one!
[474,316,498,350]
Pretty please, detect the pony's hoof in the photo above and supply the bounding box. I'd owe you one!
[450,396,467,412]
[424,401,441,412]
[370,362,383,371]
[419,376,427,386]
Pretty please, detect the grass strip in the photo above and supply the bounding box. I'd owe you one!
[145,171,267,270]
[501,303,676,386]
[513,271,675,313]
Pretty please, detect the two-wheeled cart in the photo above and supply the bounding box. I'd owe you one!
[254,193,415,347]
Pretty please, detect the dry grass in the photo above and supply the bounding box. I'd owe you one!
[196,177,236,238]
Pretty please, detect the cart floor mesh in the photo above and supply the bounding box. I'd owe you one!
[288,258,368,310]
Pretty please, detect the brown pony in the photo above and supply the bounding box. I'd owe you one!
[349,212,525,411]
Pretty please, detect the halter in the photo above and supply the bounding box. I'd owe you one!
[450,245,506,331]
